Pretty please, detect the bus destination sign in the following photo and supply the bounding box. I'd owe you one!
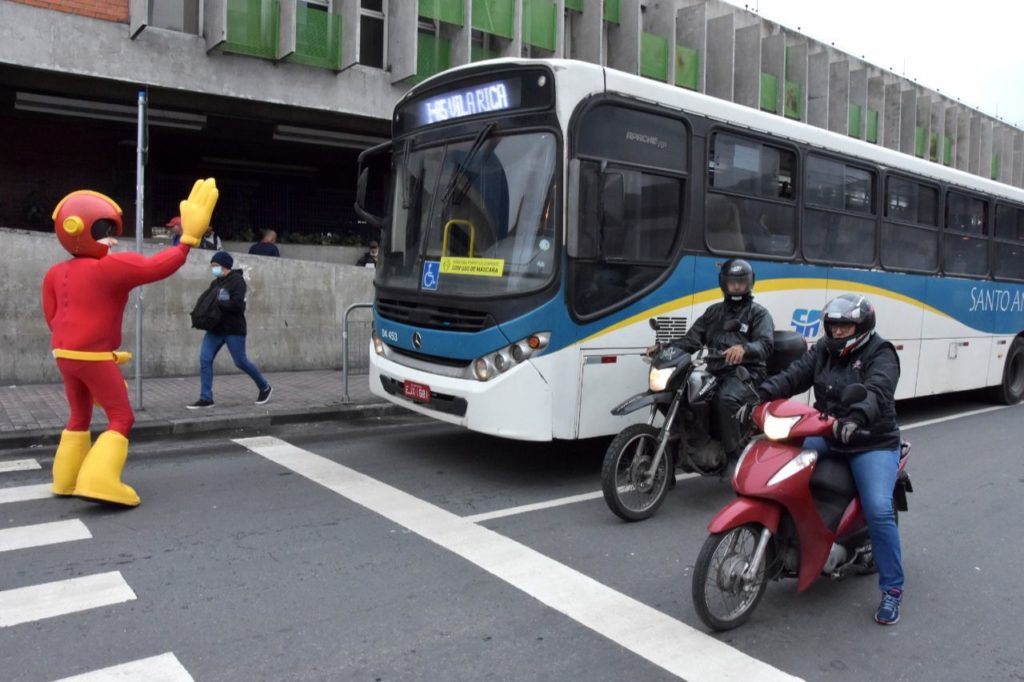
[419,81,517,126]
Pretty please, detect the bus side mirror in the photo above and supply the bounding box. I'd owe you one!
[355,141,392,227]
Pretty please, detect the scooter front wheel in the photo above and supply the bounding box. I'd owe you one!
[692,524,769,631]
[601,424,671,522]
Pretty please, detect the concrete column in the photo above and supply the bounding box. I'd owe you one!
[956,108,971,172]
[1000,126,1014,184]
[915,94,930,159]
[944,105,959,167]
[979,119,993,180]
[676,2,707,92]
[568,0,603,63]
[849,67,868,139]
[388,0,417,83]
[867,73,884,143]
[807,49,829,129]
[969,115,982,175]
[899,89,917,156]
[706,13,735,101]
[607,0,641,74]
[338,0,360,70]
[129,0,148,39]
[278,0,297,61]
[445,0,473,67]
[761,32,785,114]
[929,99,945,163]
[1014,132,1024,188]
[734,22,761,109]
[553,0,566,58]
[883,82,902,150]
[204,0,227,52]
[785,37,808,121]
[827,59,849,135]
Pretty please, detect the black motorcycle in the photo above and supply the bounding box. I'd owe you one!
[600,322,805,522]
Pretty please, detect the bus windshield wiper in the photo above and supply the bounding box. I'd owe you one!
[441,123,495,207]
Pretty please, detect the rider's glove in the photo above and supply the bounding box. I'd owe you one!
[832,416,865,445]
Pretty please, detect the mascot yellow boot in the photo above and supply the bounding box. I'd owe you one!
[73,431,139,507]
[51,429,92,496]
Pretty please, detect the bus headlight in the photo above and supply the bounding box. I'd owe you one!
[372,334,385,356]
[472,332,550,381]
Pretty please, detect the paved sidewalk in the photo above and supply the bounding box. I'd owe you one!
[0,369,402,449]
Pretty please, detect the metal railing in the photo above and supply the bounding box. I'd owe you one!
[342,303,374,403]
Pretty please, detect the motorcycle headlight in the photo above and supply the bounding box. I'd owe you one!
[649,366,674,392]
[767,450,818,486]
[762,413,802,440]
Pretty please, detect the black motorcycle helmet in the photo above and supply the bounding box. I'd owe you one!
[822,294,876,358]
[719,258,755,302]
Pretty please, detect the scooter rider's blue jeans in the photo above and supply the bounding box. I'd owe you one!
[803,437,904,593]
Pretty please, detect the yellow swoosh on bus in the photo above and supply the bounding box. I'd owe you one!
[577,277,951,346]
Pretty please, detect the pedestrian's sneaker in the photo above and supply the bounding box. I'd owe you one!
[874,588,902,625]
[187,399,215,410]
[256,385,273,405]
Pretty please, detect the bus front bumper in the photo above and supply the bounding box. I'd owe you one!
[369,353,553,441]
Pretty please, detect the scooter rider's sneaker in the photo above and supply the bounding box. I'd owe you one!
[874,588,902,625]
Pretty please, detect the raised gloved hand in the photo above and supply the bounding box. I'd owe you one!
[178,178,219,247]
[832,416,864,444]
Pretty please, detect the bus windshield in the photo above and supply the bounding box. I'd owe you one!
[378,129,558,296]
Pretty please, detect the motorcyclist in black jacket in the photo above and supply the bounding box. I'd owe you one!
[659,259,774,461]
[752,293,905,626]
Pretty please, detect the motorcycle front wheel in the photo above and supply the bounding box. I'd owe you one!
[601,423,672,522]
[691,524,769,631]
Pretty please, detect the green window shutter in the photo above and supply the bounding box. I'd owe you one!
[848,104,862,139]
[565,0,583,10]
[784,80,801,119]
[603,0,620,24]
[943,137,953,166]
[641,33,668,82]
[760,73,778,113]
[866,109,879,144]
[992,154,1001,180]
[914,126,927,157]
[419,0,464,26]
[416,32,451,82]
[472,0,515,39]
[289,2,342,69]
[523,0,557,51]
[471,43,500,62]
[675,44,699,90]
[224,0,280,60]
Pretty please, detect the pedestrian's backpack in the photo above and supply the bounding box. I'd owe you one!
[190,287,223,330]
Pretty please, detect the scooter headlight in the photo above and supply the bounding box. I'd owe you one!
[762,413,802,440]
[767,450,818,486]
[649,366,674,392]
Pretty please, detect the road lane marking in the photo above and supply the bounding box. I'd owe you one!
[236,435,800,682]
[464,472,701,523]
[0,519,91,553]
[0,571,136,628]
[0,483,52,505]
[901,404,1012,431]
[54,652,194,682]
[0,459,41,473]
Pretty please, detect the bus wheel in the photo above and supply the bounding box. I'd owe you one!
[989,337,1024,405]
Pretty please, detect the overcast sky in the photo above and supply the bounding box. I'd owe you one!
[726,0,1024,128]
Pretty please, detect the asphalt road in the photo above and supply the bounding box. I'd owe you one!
[2,393,1023,682]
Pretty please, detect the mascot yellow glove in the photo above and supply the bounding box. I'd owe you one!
[178,178,220,247]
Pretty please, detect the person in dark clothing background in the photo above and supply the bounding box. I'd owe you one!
[187,251,272,409]
[656,259,774,462]
[751,293,905,626]
[356,240,379,268]
[248,229,280,257]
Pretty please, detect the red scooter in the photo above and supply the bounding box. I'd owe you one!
[691,385,913,631]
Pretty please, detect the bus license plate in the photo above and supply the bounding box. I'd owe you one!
[403,380,431,403]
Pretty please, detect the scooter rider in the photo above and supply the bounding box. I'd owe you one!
[659,259,774,462]
[750,294,905,625]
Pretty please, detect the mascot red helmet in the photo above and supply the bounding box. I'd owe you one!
[52,190,123,259]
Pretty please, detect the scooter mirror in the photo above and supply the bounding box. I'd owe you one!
[649,318,660,331]
[840,384,868,404]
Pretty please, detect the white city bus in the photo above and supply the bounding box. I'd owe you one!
[355,59,1024,441]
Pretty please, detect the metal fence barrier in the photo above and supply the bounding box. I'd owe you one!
[342,303,374,403]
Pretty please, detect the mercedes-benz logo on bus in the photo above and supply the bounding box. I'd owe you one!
[412,332,422,350]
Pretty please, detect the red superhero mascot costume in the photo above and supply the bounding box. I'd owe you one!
[42,179,219,507]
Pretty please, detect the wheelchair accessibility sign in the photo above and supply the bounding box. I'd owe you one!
[422,261,440,290]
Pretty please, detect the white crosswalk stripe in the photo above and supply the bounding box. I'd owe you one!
[0,571,137,628]
[0,458,41,473]
[0,519,92,553]
[0,483,52,504]
[53,652,194,682]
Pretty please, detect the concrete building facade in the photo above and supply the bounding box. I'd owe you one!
[2,0,1021,241]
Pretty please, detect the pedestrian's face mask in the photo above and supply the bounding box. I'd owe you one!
[211,266,224,277]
